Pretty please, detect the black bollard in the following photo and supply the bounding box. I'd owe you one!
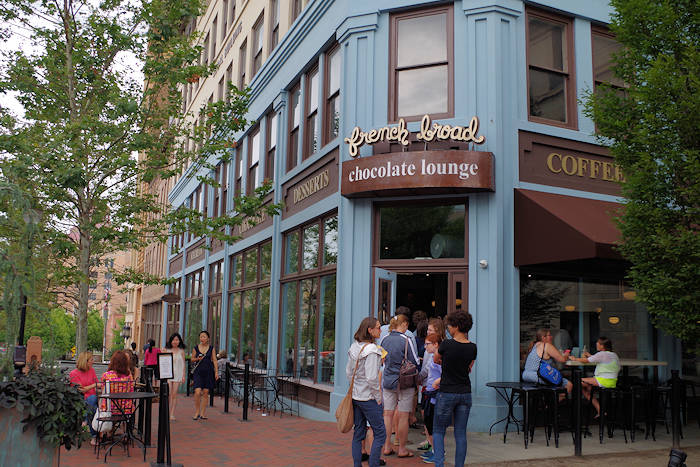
[151,374,182,467]
[573,366,583,456]
[144,367,154,446]
[671,370,681,449]
[186,360,191,397]
[224,362,230,413]
[242,363,250,421]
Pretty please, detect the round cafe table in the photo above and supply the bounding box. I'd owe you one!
[97,391,157,462]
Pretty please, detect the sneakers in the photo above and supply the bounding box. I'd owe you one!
[417,441,431,451]
[420,450,433,459]
[422,452,435,464]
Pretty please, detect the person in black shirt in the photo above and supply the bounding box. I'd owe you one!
[432,310,477,467]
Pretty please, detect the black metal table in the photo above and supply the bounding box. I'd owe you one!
[98,391,157,463]
[486,382,542,448]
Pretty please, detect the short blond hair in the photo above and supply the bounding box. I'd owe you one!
[76,351,93,372]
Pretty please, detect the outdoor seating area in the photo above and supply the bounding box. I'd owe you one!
[486,359,700,457]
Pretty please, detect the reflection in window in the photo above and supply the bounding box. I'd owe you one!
[299,278,317,379]
[519,273,653,371]
[245,248,258,283]
[285,231,299,274]
[229,293,241,361]
[325,46,341,142]
[184,299,202,350]
[279,282,298,375]
[379,204,465,259]
[287,84,301,170]
[318,275,336,383]
[242,289,256,362]
[256,287,270,370]
[392,7,452,119]
[305,67,320,158]
[323,217,338,265]
[261,241,272,280]
[302,224,319,270]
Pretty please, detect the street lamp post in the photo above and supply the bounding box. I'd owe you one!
[14,208,40,375]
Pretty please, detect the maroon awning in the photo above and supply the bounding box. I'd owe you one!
[514,189,623,266]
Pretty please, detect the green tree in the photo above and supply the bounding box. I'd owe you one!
[110,317,126,356]
[585,0,700,342]
[0,0,280,355]
[87,309,104,351]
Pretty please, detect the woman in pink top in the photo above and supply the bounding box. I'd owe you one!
[69,351,99,444]
[144,338,161,382]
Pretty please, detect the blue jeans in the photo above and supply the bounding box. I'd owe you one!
[85,395,98,437]
[433,392,472,467]
[352,399,386,467]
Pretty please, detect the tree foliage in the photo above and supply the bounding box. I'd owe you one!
[585,0,700,343]
[0,0,280,354]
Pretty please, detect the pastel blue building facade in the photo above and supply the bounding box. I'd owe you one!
[164,0,681,431]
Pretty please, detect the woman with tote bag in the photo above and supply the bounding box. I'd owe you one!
[344,317,386,467]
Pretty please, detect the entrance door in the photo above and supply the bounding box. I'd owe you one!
[373,267,396,325]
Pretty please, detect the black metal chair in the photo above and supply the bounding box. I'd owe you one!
[276,370,301,417]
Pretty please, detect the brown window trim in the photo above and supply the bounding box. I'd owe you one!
[287,82,301,171]
[526,8,578,130]
[252,13,264,77]
[265,111,277,182]
[323,45,340,145]
[303,64,319,160]
[372,199,468,268]
[388,4,454,123]
[247,126,261,195]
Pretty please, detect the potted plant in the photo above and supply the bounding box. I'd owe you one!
[0,365,88,466]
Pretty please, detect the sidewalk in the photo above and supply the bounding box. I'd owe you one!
[61,396,699,466]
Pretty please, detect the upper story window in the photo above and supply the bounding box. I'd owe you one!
[287,83,301,171]
[390,5,453,122]
[592,27,624,91]
[527,9,576,128]
[222,0,228,35]
[247,127,261,194]
[269,0,279,51]
[235,145,243,201]
[203,32,210,66]
[238,39,247,89]
[291,0,302,23]
[252,14,264,77]
[265,112,278,182]
[304,66,320,159]
[325,46,341,143]
[211,16,218,61]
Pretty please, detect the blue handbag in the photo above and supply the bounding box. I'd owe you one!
[537,344,563,386]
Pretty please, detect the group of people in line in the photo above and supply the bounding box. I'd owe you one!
[347,308,477,467]
[347,312,620,467]
[68,329,221,445]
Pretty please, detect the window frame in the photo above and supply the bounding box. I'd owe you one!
[228,240,273,364]
[525,8,577,129]
[324,45,341,145]
[388,4,454,123]
[303,64,320,160]
[252,13,265,77]
[278,212,337,384]
[247,126,261,195]
[238,39,248,89]
[265,111,277,182]
[269,0,279,51]
[287,82,301,171]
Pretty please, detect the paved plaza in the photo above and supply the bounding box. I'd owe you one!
[60,396,700,466]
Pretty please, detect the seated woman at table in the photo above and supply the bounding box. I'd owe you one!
[568,336,620,418]
[101,350,135,415]
[69,351,99,445]
[522,328,573,393]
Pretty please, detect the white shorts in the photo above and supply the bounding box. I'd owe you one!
[382,387,414,412]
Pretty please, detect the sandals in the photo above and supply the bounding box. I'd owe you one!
[199,416,208,420]
[192,415,200,420]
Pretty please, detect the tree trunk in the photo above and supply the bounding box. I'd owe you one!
[76,231,90,356]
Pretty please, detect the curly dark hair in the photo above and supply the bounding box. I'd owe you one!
[166,332,186,349]
[445,310,473,334]
[108,350,131,376]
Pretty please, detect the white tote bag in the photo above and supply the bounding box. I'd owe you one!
[91,381,112,433]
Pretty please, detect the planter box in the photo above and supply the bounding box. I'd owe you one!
[0,408,59,467]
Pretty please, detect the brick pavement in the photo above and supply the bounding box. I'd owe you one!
[60,396,425,467]
[60,397,698,466]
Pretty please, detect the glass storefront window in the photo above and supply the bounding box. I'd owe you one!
[245,248,258,284]
[261,241,272,280]
[229,292,241,361]
[285,231,299,274]
[379,204,465,259]
[519,273,653,369]
[299,278,317,379]
[279,282,298,375]
[232,255,242,288]
[242,289,256,362]
[302,224,319,270]
[256,287,270,370]
[318,275,336,383]
[323,217,338,265]
[184,298,202,350]
[280,213,337,384]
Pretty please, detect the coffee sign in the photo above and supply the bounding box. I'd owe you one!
[344,115,486,157]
